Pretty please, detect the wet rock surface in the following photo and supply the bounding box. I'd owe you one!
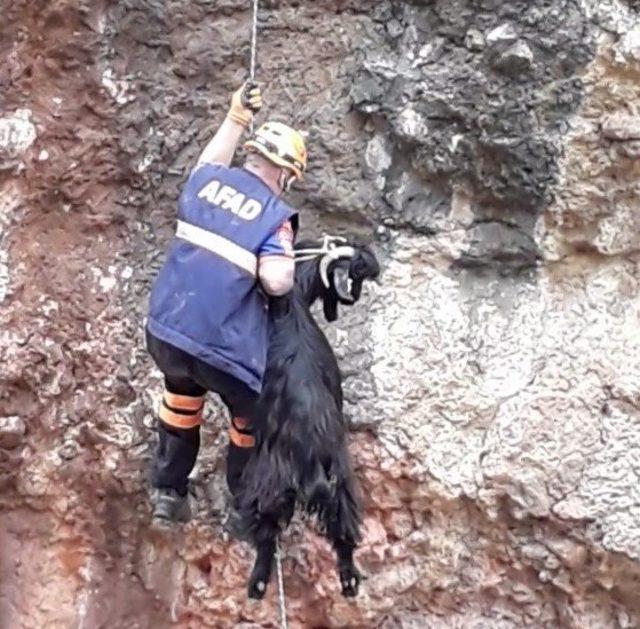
[1,0,640,627]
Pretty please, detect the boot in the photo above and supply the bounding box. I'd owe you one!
[222,506,251,541]
[151,488,191,526]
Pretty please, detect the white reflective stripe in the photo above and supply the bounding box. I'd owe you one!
[176,220,257,276]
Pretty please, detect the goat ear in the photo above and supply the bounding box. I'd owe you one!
[323,294,339,322]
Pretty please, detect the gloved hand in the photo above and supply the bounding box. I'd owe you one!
[227,82,262,128]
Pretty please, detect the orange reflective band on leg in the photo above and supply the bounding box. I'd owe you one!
[163,392,205,412]
[158,404,203,429]
[229,425,255,448]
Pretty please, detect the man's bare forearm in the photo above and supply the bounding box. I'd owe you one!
[197,83,262,168]
[197,118,246,167]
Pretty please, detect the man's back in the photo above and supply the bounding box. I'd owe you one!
[147,164,296,393]
[145,81,308,527]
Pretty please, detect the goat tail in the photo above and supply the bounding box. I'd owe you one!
[303,459,333,518]
[236,442,298,540]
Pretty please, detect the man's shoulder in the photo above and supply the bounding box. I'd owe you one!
[185,162,224,189]
[185,163,249,195]
[191,161,226,178]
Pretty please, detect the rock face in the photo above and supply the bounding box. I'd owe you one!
[1,0,640,627]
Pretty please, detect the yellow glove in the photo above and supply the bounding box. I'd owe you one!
[227,82,263,128]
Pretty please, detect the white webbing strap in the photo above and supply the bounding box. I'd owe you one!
[294,235,347,262]
[294,235,356,288]
[176,220,257,276]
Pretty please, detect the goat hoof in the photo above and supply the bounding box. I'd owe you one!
[248,577,268,600]
[339,566,361,598]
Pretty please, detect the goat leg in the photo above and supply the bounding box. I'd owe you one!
[244,491,295,600]
[248,537,276,600]
[334,539,362,598]
[322,471,363,597]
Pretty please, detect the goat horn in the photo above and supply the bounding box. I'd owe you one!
[319,246,356,288]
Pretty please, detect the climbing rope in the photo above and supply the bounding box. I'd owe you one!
[247,9,288,624]
[246,6,289,627]
[250,0,259,83]
[275,538,288,629]
[248,0,259,133]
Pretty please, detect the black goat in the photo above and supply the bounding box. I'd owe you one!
[235,238,380,600]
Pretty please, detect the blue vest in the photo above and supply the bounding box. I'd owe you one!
[147,164,297,393]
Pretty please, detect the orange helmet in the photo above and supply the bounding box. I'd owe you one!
[244,121,308,182]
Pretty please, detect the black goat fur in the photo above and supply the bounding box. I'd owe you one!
[235,239,380,600]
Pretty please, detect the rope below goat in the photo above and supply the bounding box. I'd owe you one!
[276,539,288,629]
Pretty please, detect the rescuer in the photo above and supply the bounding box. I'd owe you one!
[145,82,308,524]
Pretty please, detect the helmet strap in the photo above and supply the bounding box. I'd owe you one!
[279,170,296,193]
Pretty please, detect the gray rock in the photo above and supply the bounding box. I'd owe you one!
[365,135,393,174]
[616,25,640,63]
[493,40,535,74]
[0,416,26,449]
[386,18,405,39]
[0,109,37,158]
[465,28,485,52]
[619,140,640,158]
[458,222,538,270]
[601,112,640,140]
[351,0,594,233]
[486,23,519,47]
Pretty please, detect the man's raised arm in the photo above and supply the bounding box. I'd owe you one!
[197,83,262,167]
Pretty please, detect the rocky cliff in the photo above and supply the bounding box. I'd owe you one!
[1,1,640,627]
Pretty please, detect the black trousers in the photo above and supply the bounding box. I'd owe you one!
[146,330,259,497]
